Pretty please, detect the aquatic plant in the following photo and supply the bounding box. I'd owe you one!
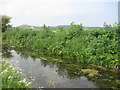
[2,23,118,68]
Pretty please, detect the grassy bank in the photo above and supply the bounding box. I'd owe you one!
[2,23,119,68]
[0,59,30,88]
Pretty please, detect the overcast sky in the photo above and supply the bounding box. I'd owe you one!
[0,0,119,27]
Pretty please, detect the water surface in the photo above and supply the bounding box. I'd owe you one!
[2,44,120,88]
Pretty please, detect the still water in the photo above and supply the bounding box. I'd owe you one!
[2,44,120,88]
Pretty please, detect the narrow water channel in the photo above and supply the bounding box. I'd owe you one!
[2,44,120,88]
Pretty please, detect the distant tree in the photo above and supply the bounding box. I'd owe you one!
[103,22,113,31]
[42,24,49,31]
[42,24,47,30]
[0,15,11,32]
[70,22,83,31]
[70,22,75,26]
[19,24,31,28]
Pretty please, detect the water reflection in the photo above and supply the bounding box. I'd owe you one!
[2,44,13,58]
[2,45,120,88]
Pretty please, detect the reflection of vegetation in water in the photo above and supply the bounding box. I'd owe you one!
[81,69,99,77]
[34,58,120,89]
[2,44,13,58]
[2,45,120,89]
[20,53,30,60]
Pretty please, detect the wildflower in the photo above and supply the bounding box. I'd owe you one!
[12,68,15,70]
[25,82,31,87]
[9,65,12,68]
[8,76,13,79]
[19,78,26,83]
[1,69,8,74]
[16,71,20,73]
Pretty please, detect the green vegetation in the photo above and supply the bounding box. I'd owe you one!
[2,23,119,68]
[0,59,30,88]
[0,15,11,32]
[2,44,120,89]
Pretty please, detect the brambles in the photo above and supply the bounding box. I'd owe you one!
[2,23,118,68]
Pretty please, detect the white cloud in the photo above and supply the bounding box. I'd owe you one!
[0,0,118,16]
[0,0,71,26]
[0,0,69,16]
[0,0,118,26]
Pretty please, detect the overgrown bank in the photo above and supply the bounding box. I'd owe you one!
[2,23,119,68]
[0,59,30,88]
